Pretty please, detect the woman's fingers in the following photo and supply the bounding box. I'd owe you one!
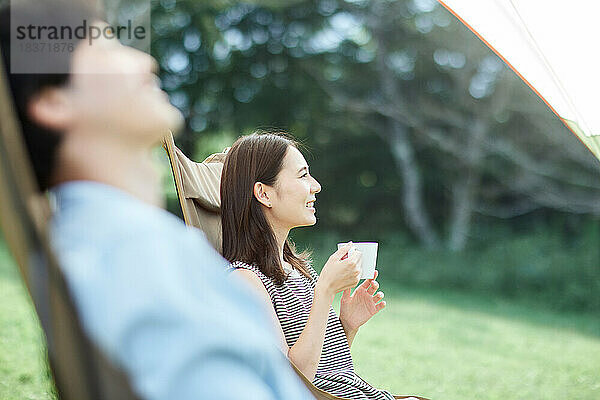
[333,243,353,260]
[348,249,362,267]
[373,291,384,303]
[366,280,379,295]
[361,270,379,293]
[358,278,372,290]
[373,291,386,314]
[348,251,362,284]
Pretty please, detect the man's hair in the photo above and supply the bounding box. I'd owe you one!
[0,1,97,191]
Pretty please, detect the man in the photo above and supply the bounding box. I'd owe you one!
[0,1,313,399]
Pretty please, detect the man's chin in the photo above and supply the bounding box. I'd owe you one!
[165,107,185,136]
[151,109,185,141]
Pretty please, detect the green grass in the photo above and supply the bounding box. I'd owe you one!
[349,286,600,399]
[0,245,55,400]
[1,241,600,399]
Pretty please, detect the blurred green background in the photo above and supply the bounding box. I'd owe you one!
[1,0,599,399]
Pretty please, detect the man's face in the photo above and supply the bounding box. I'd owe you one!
[64,22,183,145]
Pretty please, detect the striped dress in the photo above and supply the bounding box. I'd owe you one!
[230,260,395,400]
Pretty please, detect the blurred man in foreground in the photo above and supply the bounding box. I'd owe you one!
[0,1,313,399]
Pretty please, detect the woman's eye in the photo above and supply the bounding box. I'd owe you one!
[300,172,308,178]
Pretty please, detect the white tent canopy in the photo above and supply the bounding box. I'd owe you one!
[438,0,600,160]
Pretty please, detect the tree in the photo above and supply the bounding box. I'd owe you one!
[151,0,600,250]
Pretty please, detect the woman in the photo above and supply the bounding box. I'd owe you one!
[221,131,392,400]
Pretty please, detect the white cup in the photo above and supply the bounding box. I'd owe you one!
[337,242,378,279]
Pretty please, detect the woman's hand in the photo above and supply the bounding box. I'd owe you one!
[317,244,363,299]
[339,270,386,336]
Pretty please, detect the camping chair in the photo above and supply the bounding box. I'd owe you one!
[163,131,429,400]
[0,44,140,400]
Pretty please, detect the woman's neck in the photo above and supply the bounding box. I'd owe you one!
[272,225,291,267]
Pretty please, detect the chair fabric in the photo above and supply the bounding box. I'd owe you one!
[163,132,429,400]
[0,44,140,400]
[163,133,223,252]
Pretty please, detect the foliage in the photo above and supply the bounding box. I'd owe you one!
[293,218,600,312]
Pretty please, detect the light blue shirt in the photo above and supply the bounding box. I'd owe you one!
[50,181,312,400]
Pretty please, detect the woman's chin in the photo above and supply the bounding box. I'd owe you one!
[296,217,317,228]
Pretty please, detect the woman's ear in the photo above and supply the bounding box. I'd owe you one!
[253,182,272,208]
[28,86,74,132]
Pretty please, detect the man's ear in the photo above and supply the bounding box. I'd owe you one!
[28,86,74,132]
[253,182,272,208]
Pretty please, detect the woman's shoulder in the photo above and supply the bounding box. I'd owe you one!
[230,260,256,270]
[229,260,252,269]
[229,260,268,280]
[228,262,278,303]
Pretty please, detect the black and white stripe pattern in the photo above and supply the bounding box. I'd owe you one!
[231,261,394,400]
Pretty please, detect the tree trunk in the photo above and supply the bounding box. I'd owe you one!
[447,118,486,251]
[371,25,439,248]
[388,119,440,248]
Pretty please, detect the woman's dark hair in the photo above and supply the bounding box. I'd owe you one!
[0,1,98,191]
[221,131,312,285]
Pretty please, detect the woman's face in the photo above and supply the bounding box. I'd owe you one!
[264,146,321,231]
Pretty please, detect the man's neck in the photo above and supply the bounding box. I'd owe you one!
[52,134,164,208]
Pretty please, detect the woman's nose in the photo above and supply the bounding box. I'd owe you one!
[311,176,321,194]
